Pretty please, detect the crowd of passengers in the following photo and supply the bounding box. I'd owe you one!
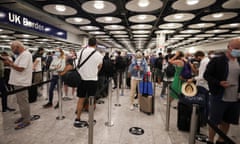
[0,38,239,144]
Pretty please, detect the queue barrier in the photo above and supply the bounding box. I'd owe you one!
[168,86,236,144]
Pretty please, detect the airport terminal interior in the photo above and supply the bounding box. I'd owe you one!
[0,0,240,144]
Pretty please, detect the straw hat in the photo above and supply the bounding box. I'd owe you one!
[181,82,197,97]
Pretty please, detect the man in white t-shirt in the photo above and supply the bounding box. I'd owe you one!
[74,37,103,127]
[5,40,33,130]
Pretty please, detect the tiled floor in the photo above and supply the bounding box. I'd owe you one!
[0,82,239,144]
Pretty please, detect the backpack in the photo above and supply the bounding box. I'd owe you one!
[165,63,175,78]
[116,56,126,70]
[154,57,163,69]
[102,58,114,77]
[180,61,192,79]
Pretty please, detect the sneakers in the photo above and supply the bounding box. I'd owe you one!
[43,103,52,108]
[74,119,88,128]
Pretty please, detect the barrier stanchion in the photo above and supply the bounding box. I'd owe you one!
[165,80,170,131]
[105,78,114,127]
[56,76,65,120]
[46,71,51,100]
[153,71,156,97]
[88,96,95,144]
[189,104,199,144]
[115,72,121,106]
[120,72,124,96]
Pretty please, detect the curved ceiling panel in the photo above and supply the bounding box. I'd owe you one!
[126,0,163,12]
[201,12,238,21]
[129,14,157,23]
[222,0,240,9]
[43,4,77,15]
[65,17,91,25]
[96,16,121,24]
[81,1,116,14]
[172,0,216,11]
[164,13,195,22]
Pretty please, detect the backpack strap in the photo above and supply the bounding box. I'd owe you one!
[77,49,96,69]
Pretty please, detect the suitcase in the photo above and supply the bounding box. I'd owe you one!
[139,95,154,114]
[139,75,154,115]
[177,101,192,131]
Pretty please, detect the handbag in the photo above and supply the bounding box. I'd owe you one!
[62,49,96,87]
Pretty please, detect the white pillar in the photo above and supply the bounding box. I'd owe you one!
[82,37,89,48]
[156,32,166,54]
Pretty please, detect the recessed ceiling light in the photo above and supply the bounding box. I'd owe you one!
[167,23,175,27]
[138,15,147,20]
[44,27,51,32]
[55,5,66,12]
[174,14,183,19]
[0,12,5,18]
[138,0,150,7]
[74,18,82,22]
[229,23,239,27]
[23,34,30,37]
[0,35,8,38]
[105,17,113,21]
[94,1,105,9]
[212,13,223,18]
[57,32,64,35]
[0,29,3,32]
[197,23,205,27]
[186,0,199,5]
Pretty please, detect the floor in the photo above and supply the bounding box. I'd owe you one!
[0,81,239,144]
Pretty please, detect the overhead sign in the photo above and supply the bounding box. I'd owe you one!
[0,7,67,39]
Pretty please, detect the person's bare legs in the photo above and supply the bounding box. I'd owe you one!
[208,126,216,143]
[217,122,230,142]
[76,97,85,120]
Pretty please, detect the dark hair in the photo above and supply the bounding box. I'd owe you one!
[167,48,172,53]
[88,37,97,46]
[194,51,205,57]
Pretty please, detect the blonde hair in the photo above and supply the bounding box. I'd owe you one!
[11,40,25,49]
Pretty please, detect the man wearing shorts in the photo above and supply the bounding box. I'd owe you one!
[204,38,240,144]
[74,37,103,126]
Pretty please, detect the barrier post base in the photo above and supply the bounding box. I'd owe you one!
[105,121,114,127]
[114,104,121,107]
[56,116,65,120]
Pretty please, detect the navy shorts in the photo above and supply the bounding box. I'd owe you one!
[77,80,98,98]
[209,96,240,125]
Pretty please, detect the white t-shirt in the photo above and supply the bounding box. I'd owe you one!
[34,57,42,72]
[77,47,103,81]
[9,50,33,87]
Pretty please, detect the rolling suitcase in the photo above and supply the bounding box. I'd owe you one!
[177,101,192,131]
[139,72,154,115]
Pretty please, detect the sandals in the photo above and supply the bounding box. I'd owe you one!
[14,117,24,124]
[15,122,30,130]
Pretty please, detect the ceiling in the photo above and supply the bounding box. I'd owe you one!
[0,0,240,52]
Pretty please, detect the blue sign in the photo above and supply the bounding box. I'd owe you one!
[0,7,67,39]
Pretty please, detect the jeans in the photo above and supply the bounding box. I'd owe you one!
[48,75,59,104]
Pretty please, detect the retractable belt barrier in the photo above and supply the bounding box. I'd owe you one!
[169,87,236,144]
[3,79,52,96]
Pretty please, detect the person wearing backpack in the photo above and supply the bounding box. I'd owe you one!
[154,52,163,85]
[160,49,175,98]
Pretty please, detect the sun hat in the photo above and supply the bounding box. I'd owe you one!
[181,82,197,97]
